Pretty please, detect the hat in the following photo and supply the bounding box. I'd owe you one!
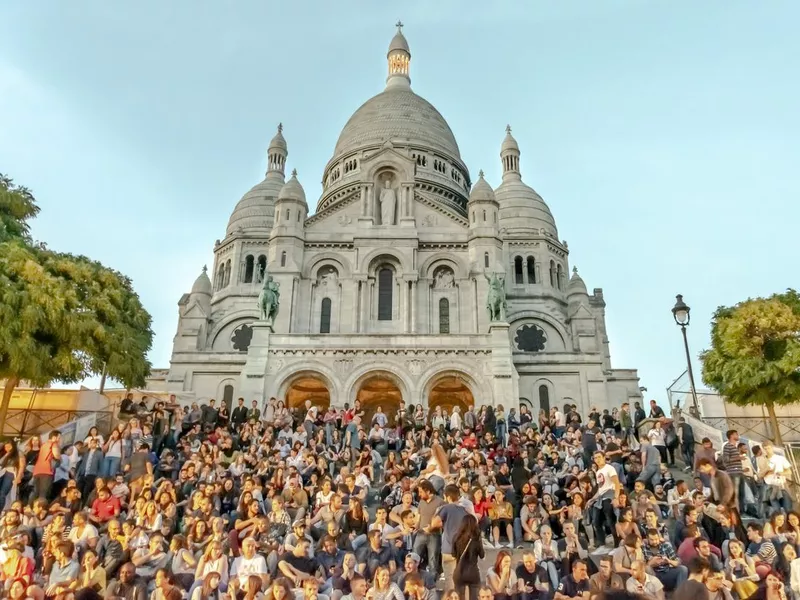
[407,552,421,564]
[292,519,305,528]
[486,485,497,494]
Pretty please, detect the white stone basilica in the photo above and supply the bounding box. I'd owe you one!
[162,25,642,417]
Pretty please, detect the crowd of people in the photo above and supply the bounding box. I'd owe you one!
[0,393,795,600]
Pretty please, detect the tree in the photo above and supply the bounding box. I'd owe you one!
[700,289,800,445]
[0,174,153,426]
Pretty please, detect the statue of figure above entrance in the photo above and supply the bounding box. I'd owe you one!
[379,175,397,226]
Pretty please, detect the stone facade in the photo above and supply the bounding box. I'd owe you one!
[160,25,642,416]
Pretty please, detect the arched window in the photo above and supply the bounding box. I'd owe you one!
[222,384,234,412]
[539,384,551,413]
[549,260,556,287]
[224,259,231,287]
[215,264,223,290]
[526,256,535,284]
[439,297,450,334]
[280,251,286,267]
[514,256,524,284]
[484,252,490,268]
[556,264,563,290]
[244,255,255,283]
[320,298,332,334]
[378,268,393,321]
[257,255,267,281]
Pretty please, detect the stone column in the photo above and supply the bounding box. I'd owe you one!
[489,321,519,411]
[239,322,274,403]
[400,184,415,227]
[410,280,417,333]
[358,184,375,228]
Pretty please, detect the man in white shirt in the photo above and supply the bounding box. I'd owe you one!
[764,441,792,511]
[588,451,621,547]
[230,537,269,594]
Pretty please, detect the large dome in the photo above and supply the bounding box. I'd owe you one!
[332,88,461,161]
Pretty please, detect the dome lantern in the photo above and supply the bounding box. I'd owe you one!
[501,124,521,181]
[386,21,411,90]
[267,123,288,177]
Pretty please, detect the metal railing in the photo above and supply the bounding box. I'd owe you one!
[1,409,116,440]
[701,415,800,443]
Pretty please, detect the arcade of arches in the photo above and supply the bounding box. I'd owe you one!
[285,376,331,409]
[283,372,475,424]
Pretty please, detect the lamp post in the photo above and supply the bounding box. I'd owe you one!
[672,294,700,417]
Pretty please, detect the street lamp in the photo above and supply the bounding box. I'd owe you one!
[672,294,700,417]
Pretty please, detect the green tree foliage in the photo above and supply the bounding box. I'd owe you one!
[0,174,153,425]
[701,289,800,445]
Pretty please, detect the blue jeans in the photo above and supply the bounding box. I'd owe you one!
[413,532,441,577]
[325,423,334,446]
[654,565,688,591]
[102,456,121,478]
[496,421,507,445]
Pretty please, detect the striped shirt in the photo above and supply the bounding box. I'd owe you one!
[722,442,743,474]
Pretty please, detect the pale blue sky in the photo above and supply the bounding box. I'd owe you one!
[1,1,796,405]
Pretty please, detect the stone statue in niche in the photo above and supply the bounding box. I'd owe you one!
[379,177,397,226]
[434,268,454,289]
[319,268,338,287]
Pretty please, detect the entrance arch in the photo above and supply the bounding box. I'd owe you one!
[427,374,475,414]
[354,374,403,427]
[284,376,331,410]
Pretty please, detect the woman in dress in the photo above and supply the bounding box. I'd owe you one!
[452,514,485,600]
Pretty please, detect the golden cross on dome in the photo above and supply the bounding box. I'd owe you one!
[396,20,404,31]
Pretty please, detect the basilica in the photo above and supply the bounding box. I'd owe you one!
[161,25,642,418]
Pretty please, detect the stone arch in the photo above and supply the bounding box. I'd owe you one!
[344,365,413,408]
[416,361,489,409]
[302,253,353,280]
[346,366,412,427]
[508,311,569,348]
[363,152,415,183]
[419,252,469,280]
[216,378,237,412]
[531,377,556,415]
[209,311,260,350]
[361,248,411,275]
[275,368,337,410]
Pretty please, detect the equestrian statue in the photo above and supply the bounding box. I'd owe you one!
[485,272,508,322]
[257,270,280,325]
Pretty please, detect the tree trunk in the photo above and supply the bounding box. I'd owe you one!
[0,376,20,436]
[99,368,107,395]
[766,400,783,446]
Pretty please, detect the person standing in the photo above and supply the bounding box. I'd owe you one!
[452,514,484,600]
[722,430,744,511]
[431,484,469,584]
[32,429,61,500]
[230,398,248,431]
[678,418,695,472]
[588,451,621,547]
[619,403,633,443]
[633,402,646,439]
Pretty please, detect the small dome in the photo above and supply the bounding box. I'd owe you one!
[469,170,496,203]
[191,266,212,296]
[278,169,307,204]
[567,267,588,296]
[501,125,520,154]
[269,123,287,152]
[388,29,410,55]
[226,176,282,235]
[496,179,558,237]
